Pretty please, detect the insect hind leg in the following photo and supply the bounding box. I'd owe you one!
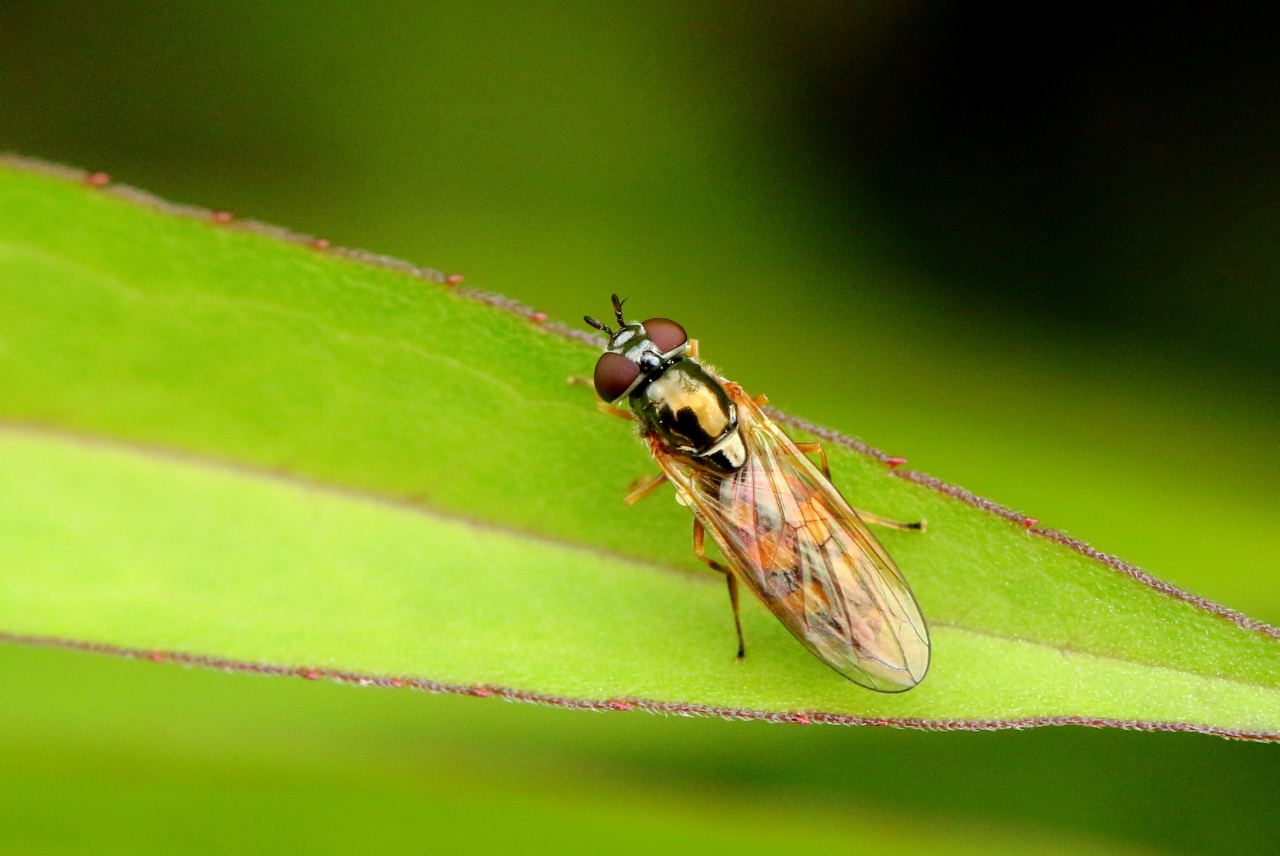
[693,519,745,659]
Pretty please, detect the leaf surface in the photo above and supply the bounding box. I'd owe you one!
[2,159,1278,736]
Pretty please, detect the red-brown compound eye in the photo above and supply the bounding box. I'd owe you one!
[642,318,687,354]
[593,352,641,402]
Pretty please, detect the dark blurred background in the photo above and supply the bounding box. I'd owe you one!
[752,2,1280,369]
[1,3,1277,854]
[4,2,1279,372]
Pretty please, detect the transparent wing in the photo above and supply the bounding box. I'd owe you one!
[651,383,930,691]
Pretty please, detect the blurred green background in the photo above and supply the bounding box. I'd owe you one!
[0,2,1276,853]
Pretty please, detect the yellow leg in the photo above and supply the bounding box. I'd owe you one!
[792,441,831,480]
[693,519,745,659]
[624,472,668,505]
[687,338,700,360]
[794,442,926,531]
[571,376,635,420]
[597,401,635,420]
[854,509,927,532]
[753,393,769,406]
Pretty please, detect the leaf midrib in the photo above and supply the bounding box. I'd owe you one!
[6,421,1276,696]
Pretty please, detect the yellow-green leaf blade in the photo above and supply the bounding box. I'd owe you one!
[2,422,1278,735]
[1,159,1279,735]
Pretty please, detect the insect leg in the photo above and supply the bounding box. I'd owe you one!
[793,441,831,480]
[568,376,635,420]
[687,338,700,360]
[624,472,668,505]
[693,518,746,659]
[853,510,927,532]
[796,442,927,531]
[597,401,635,420]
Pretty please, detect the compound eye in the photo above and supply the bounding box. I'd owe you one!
[593,352,641,402]
[642,318,687,354]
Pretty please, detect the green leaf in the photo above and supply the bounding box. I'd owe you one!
[2,157,1279,737]
[2,643,1183,856]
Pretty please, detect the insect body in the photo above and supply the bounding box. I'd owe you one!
[586,295,930,692]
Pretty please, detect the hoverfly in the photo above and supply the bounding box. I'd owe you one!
[585,295,930,691]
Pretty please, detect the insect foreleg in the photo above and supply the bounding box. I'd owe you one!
[693,519,746,659]
[687,338,700,359]
[623,472,668,505]
[596,401,635,420]
[569,375,636,418]
[568,375,636,420]
[568,374,637,422]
